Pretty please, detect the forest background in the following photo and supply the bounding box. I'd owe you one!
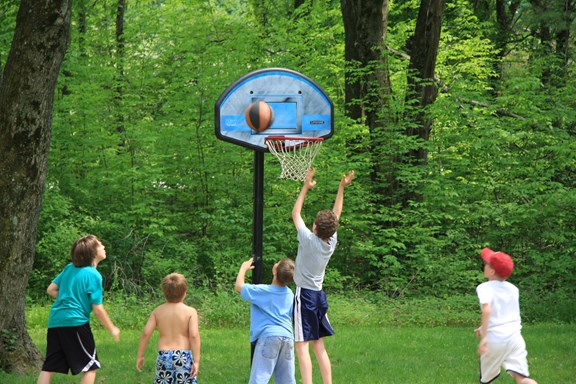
[0,0,575,369]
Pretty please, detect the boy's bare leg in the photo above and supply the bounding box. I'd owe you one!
[311,338,332,384]
[80,370,97,384]
[296,341,313,384]
[37,371,53,384]
[510,372,538,384]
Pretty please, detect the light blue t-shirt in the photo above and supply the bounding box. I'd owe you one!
[48,263,103,328]
[241,284,294,343]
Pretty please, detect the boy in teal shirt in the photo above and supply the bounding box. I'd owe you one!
[37,235,120,384]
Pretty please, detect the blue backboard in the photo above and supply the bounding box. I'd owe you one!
[215,68,334,151]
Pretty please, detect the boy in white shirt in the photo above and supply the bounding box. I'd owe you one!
[475,248,538,384]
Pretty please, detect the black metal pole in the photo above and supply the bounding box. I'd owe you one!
[252,150,264,285]
[251,150,265,365]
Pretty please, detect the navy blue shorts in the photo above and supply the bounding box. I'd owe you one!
[293,287,334,342]
[41,322,100,375]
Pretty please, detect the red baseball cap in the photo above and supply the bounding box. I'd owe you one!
[481,248,514,279]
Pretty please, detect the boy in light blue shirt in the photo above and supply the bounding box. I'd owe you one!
[235,257,295,384]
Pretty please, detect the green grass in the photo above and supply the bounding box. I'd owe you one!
[1,324,574,383]
[2,294,574,383]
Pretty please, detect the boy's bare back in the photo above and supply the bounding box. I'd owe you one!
[137,273,201,377]
[152,302,199,351]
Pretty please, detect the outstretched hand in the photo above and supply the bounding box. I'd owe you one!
[235,258,255,292]
[240,258,255,273]
[340,170,354,187]
[303,168,317,190]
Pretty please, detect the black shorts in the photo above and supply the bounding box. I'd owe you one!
[41,322,100,375]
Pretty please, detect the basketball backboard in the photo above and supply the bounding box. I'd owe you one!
[215,68,334,151]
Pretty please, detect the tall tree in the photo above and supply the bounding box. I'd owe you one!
[0,0,71,372]
[340,0,394,203]
[403,0,445,201]
[340,0,391,126]
[340,0,445,206]
[115,0,126,134]
[494,0,521,62]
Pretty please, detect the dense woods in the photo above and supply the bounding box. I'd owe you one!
[0,0,575,371]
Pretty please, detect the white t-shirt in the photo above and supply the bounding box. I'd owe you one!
[476,280,522,343]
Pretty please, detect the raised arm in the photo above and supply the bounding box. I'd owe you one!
[332,170,354,219]
[292,168,317,229]
[235,258,255,293]
[188,308,201,378]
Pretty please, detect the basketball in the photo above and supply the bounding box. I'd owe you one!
[245,101,274,132]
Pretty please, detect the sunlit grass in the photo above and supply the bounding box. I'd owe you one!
[3,294,573,383]
[1,323,573,383]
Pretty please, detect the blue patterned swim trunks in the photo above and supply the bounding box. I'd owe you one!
[155,350,198,384]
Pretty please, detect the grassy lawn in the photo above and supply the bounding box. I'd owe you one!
[1,323,573,383]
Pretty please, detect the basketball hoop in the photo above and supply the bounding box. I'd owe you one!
[265,136,323,181]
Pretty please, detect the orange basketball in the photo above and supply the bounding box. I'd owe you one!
[245,101,274,132]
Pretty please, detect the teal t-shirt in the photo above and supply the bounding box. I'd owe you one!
[48,264,103,328]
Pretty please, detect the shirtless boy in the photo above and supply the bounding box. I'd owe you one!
[136,273,201,383]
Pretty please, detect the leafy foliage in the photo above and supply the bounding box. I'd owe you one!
[0,0,571,316]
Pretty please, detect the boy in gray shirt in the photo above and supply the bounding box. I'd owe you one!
[291,168,354,384]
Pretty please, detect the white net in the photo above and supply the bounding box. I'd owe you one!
[265,137,323,181]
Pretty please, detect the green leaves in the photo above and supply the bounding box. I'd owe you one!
[1,0,565,306]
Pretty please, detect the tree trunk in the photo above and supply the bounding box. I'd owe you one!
[0,0,71,373]
[115,0,126,134]
[341,0,391,125]
[340,0,394,202]
[405,0,445,161]
[402,0,444,204]
[495,0,520,60]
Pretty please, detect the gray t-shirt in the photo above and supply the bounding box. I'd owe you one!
[293,225,337,291]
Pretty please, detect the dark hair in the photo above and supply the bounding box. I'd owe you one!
[162,273,188,302]
[314,210,339,240]
[276,258,295,286]
[71,235,102,267]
